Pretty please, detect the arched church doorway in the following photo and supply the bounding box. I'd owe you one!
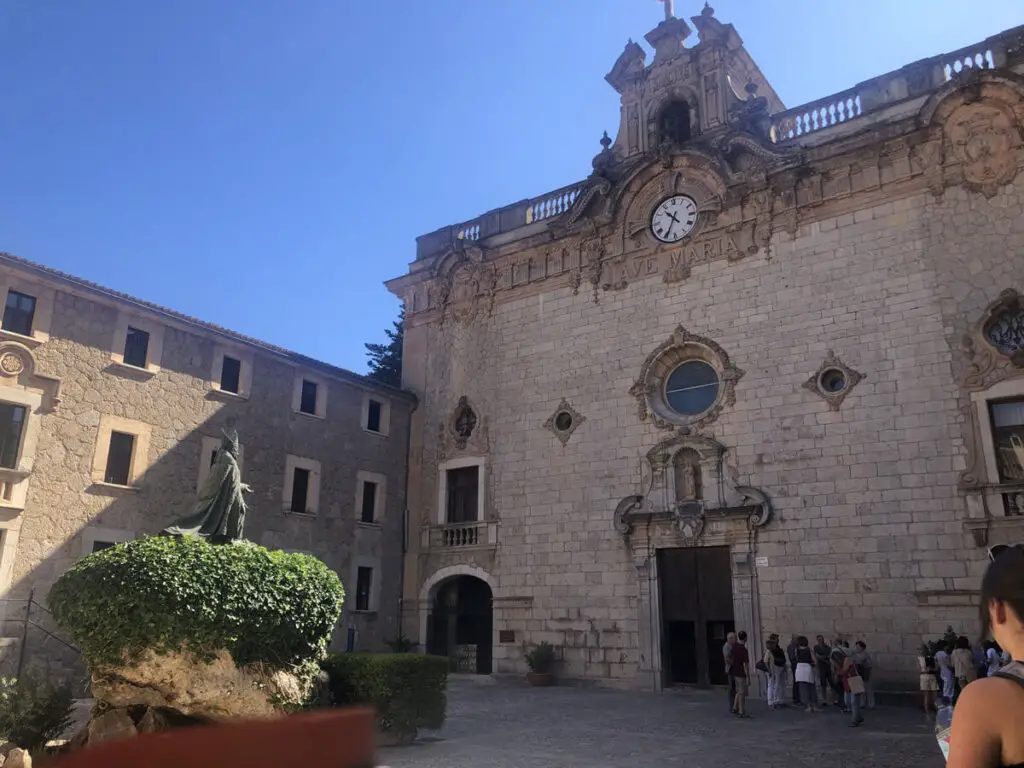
[426,576,493,674]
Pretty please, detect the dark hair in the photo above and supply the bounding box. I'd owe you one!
[980,546,1024,640]
[738,630,747,641]
[956,635,970,650]
[797,635,809,647]
[855,641,866,650]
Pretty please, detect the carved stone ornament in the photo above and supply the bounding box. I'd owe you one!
[801,351,864,411]
[0,352,25,377]
[0,342,61,411]
[982,288,1024,365]
[944,102,1020,195]
[543,399,585,445]
[628,325,744,431]
[612,433,772,539]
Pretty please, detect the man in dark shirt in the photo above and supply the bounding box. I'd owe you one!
[814,635,832,705]
[723,631,737,713]
[730,630,751,717]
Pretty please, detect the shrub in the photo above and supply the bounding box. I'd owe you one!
[523,642,556,674]
[0,676,73,751]
[322,653,448,738]
[48,536,344,670]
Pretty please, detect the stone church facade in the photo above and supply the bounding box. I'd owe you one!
[0,253,414,679]
[388,7,1024,689]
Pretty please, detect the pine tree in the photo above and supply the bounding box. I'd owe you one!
[365,309,404,387]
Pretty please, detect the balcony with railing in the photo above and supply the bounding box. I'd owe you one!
[771,25,1023,144]
[422,520,498,551]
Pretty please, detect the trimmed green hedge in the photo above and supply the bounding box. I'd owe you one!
[322,653,448,737]
[48,536,344,670]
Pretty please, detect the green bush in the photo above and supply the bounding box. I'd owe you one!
[0,676,73,751]
[48,536,344,670]
[322,653,448,737]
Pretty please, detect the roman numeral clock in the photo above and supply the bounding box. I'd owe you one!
[651,195,698,243]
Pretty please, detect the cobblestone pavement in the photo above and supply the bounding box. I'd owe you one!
[380,679,944,768]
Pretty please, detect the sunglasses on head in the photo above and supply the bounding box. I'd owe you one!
[988,544,1024,562]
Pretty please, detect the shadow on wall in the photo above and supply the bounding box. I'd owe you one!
[0,289,409,690]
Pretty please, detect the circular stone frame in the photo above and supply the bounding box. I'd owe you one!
[629,325,744,431]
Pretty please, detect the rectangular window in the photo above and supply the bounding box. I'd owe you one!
[123,327,150,368]
[220,356,241,394]
[355,566,372,611]
[291,467,310,513]
[104,431,135,485]
[361,481,377,523]
[990,398,1024,483]
[92,540,115,554]
[2,291,36,336]
[0,403,26,470]
[299,379,318,415]
[446,466,479,523]
[366,400,382,432]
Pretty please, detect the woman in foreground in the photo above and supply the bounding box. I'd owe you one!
[947,546,1024,768]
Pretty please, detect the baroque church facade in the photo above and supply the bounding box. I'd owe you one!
[387,6,1024,689]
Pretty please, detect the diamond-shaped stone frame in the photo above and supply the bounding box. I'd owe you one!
[802,350,864,411]
[544,399,585,445]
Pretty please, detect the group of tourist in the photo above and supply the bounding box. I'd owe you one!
[721,545,1024,767]
[720,631,874,726]
[917,636,1011,717]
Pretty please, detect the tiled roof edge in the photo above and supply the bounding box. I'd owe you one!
[0,251,416,403]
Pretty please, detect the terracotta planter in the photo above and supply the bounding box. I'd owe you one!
[526,672,555,687]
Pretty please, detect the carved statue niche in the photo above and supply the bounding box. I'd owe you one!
[612,433,772,542]
[451,397,478,449]
[673,447,703,504]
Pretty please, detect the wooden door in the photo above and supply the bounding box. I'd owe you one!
[658,546,734,687]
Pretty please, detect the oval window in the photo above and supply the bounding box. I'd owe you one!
[665,360,720,415]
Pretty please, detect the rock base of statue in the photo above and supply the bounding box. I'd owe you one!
[64,649,308,752]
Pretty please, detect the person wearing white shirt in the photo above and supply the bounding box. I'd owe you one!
[936,643,955,701]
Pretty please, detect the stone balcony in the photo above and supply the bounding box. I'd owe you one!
[421,520,498,551]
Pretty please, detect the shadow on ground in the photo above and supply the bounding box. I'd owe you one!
[380,679,944,768]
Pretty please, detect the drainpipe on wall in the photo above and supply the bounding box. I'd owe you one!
[396,395,419,647]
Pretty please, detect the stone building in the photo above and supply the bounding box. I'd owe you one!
[0,252,414,677]
[387,5,1024,689]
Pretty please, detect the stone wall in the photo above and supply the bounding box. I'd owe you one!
[0,262,413,682]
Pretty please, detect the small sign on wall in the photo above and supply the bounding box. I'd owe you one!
[755,556,769,567]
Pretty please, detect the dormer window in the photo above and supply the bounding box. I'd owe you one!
[659,100,692,145]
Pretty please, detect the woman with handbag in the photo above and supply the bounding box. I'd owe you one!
[840,654,865,727]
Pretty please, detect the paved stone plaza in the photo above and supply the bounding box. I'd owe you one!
[380,679,944,768]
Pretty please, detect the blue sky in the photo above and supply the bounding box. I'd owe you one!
[2,1,1021,373]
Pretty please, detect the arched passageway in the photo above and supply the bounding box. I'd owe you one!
[426,575,493,674]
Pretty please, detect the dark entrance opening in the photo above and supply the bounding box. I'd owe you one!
[426,576,493,674]
[658,546,734,687]
[658,100,692,144]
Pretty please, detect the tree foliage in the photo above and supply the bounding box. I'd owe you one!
[0,676,73,751]
[48,537,344,670]
[365,309,404,387]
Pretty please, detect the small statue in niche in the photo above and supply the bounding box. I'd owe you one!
[674,448,703,503]
[162,431,251,544]
[453,397,477,448]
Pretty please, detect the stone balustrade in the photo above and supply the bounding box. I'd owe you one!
[771,25,1022,144]
[415,25,1023,259]
[416,181,585,260]
[422,520,498,550]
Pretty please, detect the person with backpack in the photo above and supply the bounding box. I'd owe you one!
[946,545,1024,767]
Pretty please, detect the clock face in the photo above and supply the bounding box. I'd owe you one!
[651,195,698,243]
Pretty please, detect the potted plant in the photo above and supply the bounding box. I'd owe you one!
[523,642,557,687]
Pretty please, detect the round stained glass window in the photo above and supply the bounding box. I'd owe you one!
[665,360,720,415]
